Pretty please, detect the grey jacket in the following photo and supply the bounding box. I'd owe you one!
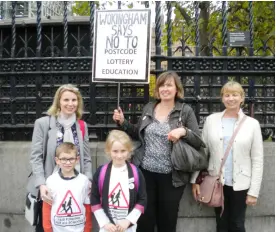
[120,100,201,187]
[27,116,92,196]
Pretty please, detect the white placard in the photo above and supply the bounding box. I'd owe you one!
[92,9,151,83]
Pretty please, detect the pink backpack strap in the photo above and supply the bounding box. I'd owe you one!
[130,163,139,192]
[98,164,108,196]
[78,120,85,139]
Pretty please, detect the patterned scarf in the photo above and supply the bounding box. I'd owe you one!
[57,113,76,143]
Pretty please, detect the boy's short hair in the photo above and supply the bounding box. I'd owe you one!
[105,130,133,159]
[56,142,78,157]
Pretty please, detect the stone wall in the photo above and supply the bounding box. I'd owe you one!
[0,142,274,232]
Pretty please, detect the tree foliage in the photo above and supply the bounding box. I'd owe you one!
[162,1,275,56]
[73,1,274,56]
[72,1,134,15]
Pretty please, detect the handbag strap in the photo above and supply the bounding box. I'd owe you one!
[218,115,247,176]
[177,103,186,126]
[42,116,51,166]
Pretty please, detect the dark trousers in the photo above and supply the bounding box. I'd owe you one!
[137,168,185,232]
[215,185,248,232]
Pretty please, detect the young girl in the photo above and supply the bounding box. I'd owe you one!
[91,130,147,232]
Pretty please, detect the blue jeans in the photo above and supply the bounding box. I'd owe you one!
[215,185,248,232]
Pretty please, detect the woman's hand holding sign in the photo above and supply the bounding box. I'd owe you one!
[113,107,125,125]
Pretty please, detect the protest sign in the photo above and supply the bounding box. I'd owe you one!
[92,9,151,83]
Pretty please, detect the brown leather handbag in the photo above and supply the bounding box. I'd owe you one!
[198,116,247,214]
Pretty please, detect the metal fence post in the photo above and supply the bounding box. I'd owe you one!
[63,1,68,57]
[248,1,255,118]
[89,1,97,129]
[10,1,16,126]
[36,1,42,118]
[155,1,162,74]
[167,1,172,70]
[194,1,200,123]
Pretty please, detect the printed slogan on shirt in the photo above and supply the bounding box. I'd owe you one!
[108,182,129,220]
[54,190,85,227]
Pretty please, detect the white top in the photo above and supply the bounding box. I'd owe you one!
[46,171,90,232]
[94,164,141,232]
[222,118,237,186]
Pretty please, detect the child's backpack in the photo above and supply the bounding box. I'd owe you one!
[98,163,139,196]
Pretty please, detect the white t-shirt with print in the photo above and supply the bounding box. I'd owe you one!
[46,171,90,232]
[95,164,139,232]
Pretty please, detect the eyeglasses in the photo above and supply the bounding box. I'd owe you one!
[58,158,77,164]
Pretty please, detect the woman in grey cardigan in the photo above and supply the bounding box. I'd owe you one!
[27,84,92,232]
[113,71,201,232]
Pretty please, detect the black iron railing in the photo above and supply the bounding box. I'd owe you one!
[0,1,274,141]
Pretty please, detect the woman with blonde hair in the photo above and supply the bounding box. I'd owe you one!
[191,81,263,232]
[113,71,202,232]
[27,84,92,232]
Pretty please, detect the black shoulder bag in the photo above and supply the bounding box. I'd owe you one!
[171,104,208,172]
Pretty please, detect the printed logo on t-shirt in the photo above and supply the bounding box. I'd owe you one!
[54,190,85,227]
[108,182,129,208]
[108,182,129,220]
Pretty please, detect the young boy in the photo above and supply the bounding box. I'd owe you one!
[42,142,92,232]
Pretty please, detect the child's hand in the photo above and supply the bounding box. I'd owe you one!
[103,223,117,232]
[88,181,92,195]
[40,185,53,205]
[116,219,131,232]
